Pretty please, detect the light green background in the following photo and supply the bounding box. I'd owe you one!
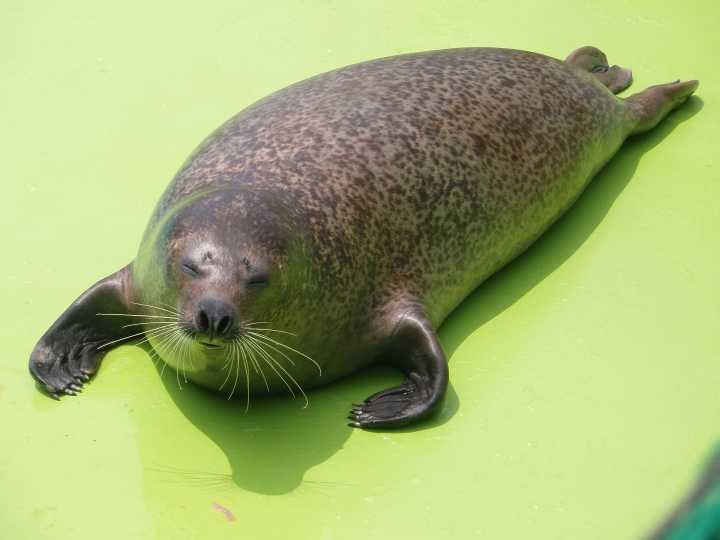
[2,1,719,539]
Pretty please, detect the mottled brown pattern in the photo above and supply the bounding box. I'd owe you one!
[135,47,635,388]
[29,46,698,409]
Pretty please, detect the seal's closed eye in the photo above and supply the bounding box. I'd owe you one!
[242,256,269,288]
[246,273,269,288]
[181,261,200,277]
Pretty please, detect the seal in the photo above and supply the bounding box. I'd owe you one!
[29,46,698,428]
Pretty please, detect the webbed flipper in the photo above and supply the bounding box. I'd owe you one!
[566,45,634,94]
[625,79,699,135]
[29,264,135,398]
[349,305,448,429]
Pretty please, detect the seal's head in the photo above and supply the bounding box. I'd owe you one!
[133,188,312,390]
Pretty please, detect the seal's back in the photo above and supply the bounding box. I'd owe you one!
[156,48,630,324]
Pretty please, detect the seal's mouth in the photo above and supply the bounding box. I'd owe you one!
[200,341,225,350]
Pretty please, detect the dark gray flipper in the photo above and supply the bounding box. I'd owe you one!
[566,45,634,94]
[349,307,448,429]
[625,79,700,135]
[29,264,134,398]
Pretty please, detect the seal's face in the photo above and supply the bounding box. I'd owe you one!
[173,237,271,348]
[135,190,299,389]
[168,195,285,339]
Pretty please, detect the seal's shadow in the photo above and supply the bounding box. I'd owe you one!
[152,355,447,495]
[153,97,702,493]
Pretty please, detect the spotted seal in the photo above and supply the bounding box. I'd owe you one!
[29,46,698,428]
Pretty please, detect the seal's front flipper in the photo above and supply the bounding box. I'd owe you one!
[565,46,633,94]
[349,308,448,429]
[625,79,699,135]
[29,264,134,398]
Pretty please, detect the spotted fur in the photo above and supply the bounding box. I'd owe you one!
[136,48,633,383]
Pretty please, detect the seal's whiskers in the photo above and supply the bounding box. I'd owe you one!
[237,341,251,412]
[243,337,297,399]
[227,341,242,401]
[246,335,296,367]
[97,313,177,319]
[245,336,309,407]
[245,327,297,336]
[218,344,236,393]
[98,322,177,350]
[131,301,181,317]
[181,336,196,382]
[246,330,322,375]
[153,328,184,378]
[97,305,190,381]
[241,338,270,392]
[135,324,179,347]
[122,320,177,329]
[158,329,185,389]
[158,301,182,313]
[170,330,190,389]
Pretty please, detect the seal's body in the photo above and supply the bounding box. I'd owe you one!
[29,47,698,428]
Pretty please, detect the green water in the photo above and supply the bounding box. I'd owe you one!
[2,1,719,539]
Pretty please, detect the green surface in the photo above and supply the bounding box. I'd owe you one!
[2,1,719,539]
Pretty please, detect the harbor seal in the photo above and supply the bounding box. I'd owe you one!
[29,46,698,428]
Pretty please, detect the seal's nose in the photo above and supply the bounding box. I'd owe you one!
[195,298,236,339]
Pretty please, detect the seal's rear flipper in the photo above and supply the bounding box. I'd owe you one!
[29,264,134,398]
[625,79,700,135]
[348,306,448,429]
[565,45,633,94]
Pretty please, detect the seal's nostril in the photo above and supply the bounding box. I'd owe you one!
[196,310,210,333]
[216,315,232,336]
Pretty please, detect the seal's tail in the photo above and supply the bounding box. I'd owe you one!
[625,79,700,135]
[645,444,720,540]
